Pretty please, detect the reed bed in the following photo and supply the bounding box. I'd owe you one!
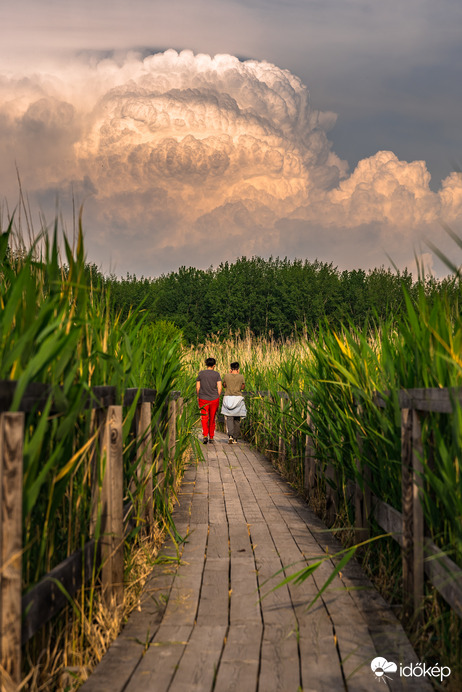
[1,216,199,688]
[185,261,462,687]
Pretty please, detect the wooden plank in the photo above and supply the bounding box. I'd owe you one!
[123,387,157,407]
[229,558,261,625]
[0,380,51,412]
[168,397,176,467]
[354,407,371,543]
[0,412,24,683]
[214,624,261,692]
[195,558,229,626]
[278,397,286,466]
[207,524,229,559]
[94,406,124,606]
[22,539,99,644]
[304,406,317,494]
[374,387,462,413]
[412,409,424,617]
[401,407,413,620]
[90,386,118,409]
[135,401,154,535]
[124,624,193,692]
[259,623,300,692]
[166,624,227,692]
[424,539,462,619]
[374,499,462,618]
[324,462,338,526]
[373,498,404,546]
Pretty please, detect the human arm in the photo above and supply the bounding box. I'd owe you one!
[196,380,201,397]
[217,380,223,396]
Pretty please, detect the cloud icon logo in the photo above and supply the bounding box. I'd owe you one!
[371,657,398,679]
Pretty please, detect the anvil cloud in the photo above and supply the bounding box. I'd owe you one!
[1,50,461,276]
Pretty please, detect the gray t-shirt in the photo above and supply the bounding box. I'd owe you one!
[196,369,222,400]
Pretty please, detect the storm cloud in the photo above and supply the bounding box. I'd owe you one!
[1,50,461,276]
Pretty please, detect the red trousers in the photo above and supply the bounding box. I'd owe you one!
[198,398,219,438]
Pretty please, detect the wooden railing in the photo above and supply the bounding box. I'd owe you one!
[249,388,462,622]
[0,381,184,684]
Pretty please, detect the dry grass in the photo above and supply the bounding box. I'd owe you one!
[22,449,193,691]
[22,526,165,691]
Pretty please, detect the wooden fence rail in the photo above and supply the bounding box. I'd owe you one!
[0,381,183,684]
[248,387,462,623]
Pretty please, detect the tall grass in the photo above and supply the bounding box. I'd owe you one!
[185,251,462,686]
[1,216,198,687]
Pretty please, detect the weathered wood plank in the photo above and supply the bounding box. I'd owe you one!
[411,409,424,617]
[0,412,24,683]
[423,540,462,619]
[373,497,404,546]
[22,539,99,644]
[195,558,229,626]
[214,624,261,692]
[167,624,226,692]
[101,406,124,606]
[374,387,462,413]
[401,407,413,621]
[135,401,154,535]
[124,624,193,692]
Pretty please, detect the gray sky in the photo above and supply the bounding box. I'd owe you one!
[1,0,461,276]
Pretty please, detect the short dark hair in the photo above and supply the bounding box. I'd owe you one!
[205,357,216,367]
[230,362,239,370]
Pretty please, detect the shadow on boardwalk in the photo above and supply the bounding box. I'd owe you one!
[80,432,430,692]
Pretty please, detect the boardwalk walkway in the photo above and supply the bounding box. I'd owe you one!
[81,432,429,692]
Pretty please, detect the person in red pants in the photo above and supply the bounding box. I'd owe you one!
[196,357,222,444]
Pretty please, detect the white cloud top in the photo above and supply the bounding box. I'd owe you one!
[1,49,461,275]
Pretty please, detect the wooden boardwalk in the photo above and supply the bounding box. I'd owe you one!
[81,432,430,692]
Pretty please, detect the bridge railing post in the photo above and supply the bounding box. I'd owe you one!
[135,400,154,536]
[401,407,424,621]
[303,403,317,495]
[0,412,25,684]
[354,405,371,543]
[278,395,286,467]
[90,404,124,607]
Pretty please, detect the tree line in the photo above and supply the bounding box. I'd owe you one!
[88,256,460,343]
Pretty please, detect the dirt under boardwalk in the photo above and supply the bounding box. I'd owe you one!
[80,432,430,692]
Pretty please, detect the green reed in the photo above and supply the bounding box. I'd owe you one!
[1,215,199,685]
[186,243,462,684]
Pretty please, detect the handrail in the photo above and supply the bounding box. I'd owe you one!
[0,383,184,682]
[252,388,462,623]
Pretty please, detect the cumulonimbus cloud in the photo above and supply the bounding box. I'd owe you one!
[1,49,461,275]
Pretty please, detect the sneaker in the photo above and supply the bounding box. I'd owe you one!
[232,438,238,444]
[203,437,208,444]
[208,438,215,444]
[228,436,233,445]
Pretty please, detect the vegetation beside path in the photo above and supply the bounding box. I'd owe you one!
[0,218,199,689]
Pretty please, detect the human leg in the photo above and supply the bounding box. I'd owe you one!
[207,398,220,438]
[198,399,211,438]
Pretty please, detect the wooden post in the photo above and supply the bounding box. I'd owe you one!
[0,412,25,684]
[152,403,166,500]
[278,397,286,466]
[91,406,124,606]
[354,407,371,544]
[303,405,316,494]
[168,395,177,471]
[325,462,338,526]
[135,401,154,535]
[401,407,414,620]
[412,409,424,617]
